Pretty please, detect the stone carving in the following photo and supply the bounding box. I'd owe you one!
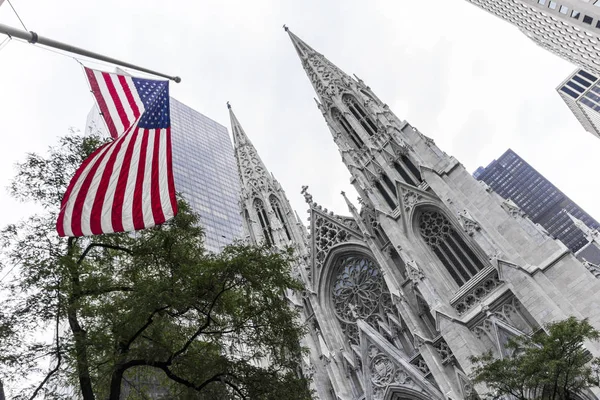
[302,53,349,103]
[471,297,535,357]
[582,259,600,278]
[371,352,396,387]
[238,147,270,191]
[313,215,353,269]
[501,199,525,218]
[331,255,393,345]
[402,189,423,212]
[301,185,313,204]
[405,260,425,284]
[458,209,481,236]
[409,353,430,376]
[367,345,422,400]
[433,338,454,365]
[452,269,502,315]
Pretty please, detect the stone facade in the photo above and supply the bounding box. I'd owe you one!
[230,30,600,400]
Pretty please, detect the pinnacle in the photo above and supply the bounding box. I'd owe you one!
[228,107,271,190]
[341,190,359,215]
[285,28,353,101]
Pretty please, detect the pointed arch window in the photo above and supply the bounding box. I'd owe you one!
[343,94,378,136]
[332,108,364,149]
[381,172,397,198]
[389,247,407,279]
[416,292,439,337]
[417,210,486,287]
[375,181,397,210]
[269,195,292,241]
[254,198,274,246]
[394,155,422,187]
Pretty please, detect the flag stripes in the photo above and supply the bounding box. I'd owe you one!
[57,68,176,237]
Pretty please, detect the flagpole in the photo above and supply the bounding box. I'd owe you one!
[0,23,181,83]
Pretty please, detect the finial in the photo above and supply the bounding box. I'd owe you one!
[283,24,289,32]
[301,185,313,204]
[227,101,231,109]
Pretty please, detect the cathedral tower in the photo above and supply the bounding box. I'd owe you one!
[228,103,334,398]
[229,103,305,250]
[284,27,600,400]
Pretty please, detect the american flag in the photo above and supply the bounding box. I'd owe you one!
[56,67,177,237]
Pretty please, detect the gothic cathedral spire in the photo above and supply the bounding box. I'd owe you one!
[284,28,600,400]
[285,28,427,219]
[228,103,300,248]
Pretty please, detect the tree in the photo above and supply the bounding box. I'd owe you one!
[0,131,312,400]
[470,317,600,400]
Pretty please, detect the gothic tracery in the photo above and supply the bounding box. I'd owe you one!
[330,254,392,345]
[417,210,486,287]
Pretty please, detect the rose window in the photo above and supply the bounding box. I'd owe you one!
[331,255,392,345]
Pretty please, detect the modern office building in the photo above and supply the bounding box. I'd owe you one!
[466,0,600,75]
[557,68,600,138]
[474,148,600,252]
[466,0,600,138]
[169,98,242,252]
[85,98,242,253]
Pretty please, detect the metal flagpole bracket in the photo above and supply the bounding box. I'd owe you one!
[28,31,38,44]
[0,23,181,83]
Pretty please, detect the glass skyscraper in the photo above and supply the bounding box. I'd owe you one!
[474,149,600,252]
[170,98,242,252]
[85,98,242,253]
[557,68,600,139]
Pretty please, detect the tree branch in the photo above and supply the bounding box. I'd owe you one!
[223,379,248,400]
[77,243,132,265]
[168,282,231,363]
[80,286,134,296]
[120,305,169,352]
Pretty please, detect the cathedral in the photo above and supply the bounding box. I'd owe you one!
[228,28,600,400]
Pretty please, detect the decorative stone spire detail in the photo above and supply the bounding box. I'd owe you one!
[228,104,271,192]
[565,210,600,242]
[341,191,358,215]
[285,27,354,105]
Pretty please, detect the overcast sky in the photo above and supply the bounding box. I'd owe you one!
[1,0,599,233]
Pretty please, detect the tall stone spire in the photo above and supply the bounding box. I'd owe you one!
[283,28,600,400]
[285,27,430,217]
[284,26,355,106]
[228,103,304,248]
[228,102,270,193]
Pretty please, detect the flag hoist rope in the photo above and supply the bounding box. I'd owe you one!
[0,23,181,83]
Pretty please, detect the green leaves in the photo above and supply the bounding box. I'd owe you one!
[470,317,600,400]
[0,132,312,400]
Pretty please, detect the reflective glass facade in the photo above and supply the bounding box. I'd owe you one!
[170,98,242,252]
[474,149,600,252]
[557,68,600,138]
[466,0,600,76]
[85,99,242,253]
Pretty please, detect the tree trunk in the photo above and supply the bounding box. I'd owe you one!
[65,240,96,400]
[108,367,124,400]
